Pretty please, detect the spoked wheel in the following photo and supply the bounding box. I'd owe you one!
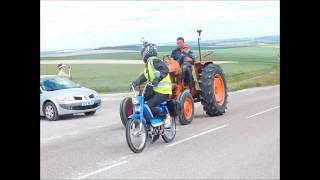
[178,90,194,125]
[161,116,176,143]
[120,97,133,127]
[126,119,147,153]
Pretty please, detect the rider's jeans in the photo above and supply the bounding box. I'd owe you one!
[146,92,169,118]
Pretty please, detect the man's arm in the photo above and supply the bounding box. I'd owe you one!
[68,67,72,79]
[133,72,147,86]
[170,49,175,59]
[187,50,196,61]
[58,70,71,79]
[153,58,169,83]
[170,48,181,61]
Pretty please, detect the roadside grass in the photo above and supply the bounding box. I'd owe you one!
[222,64,279,91]
[40,45,280,93]
[41,52,141,60]
[41,64,144,92]
[208,46,279,64]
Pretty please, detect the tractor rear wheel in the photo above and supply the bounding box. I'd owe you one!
[178,90,194,125]
[199,63,227,116]
[120,97,133,127]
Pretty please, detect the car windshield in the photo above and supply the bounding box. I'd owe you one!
[40,76,80,91]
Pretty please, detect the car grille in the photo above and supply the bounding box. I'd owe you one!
[60,102,101,110]
[74,96,82,100]
[73,94,94,100]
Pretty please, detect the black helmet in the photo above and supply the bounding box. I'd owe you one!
[141,42,158,63]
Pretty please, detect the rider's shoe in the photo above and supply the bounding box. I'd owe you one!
[150,135,160,144]
[151,118,163,127]
[164,115,172,128]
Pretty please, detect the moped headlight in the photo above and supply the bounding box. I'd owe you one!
[132,97,139,105]
[134,104,140,112]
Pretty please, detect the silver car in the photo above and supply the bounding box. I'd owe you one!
[40,75,101,121]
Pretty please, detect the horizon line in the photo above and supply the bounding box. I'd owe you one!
[41,34,280,52]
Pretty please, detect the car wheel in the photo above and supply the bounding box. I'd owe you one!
[85,111,96,116]
[44,102,59,121]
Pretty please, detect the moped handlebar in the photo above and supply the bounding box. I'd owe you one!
[130,82,153,97]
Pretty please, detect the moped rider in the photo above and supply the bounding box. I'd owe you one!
[131,42,172,131]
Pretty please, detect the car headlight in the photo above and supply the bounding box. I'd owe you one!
[57,95,74,101]
[94,93,100,98]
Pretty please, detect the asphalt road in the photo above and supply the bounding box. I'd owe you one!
[40,85,280,179]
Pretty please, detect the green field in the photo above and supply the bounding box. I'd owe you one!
[41,64,144,92]
[40,45,280,93]
[41,45,279,62]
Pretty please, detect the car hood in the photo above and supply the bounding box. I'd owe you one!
[43,87,98,97]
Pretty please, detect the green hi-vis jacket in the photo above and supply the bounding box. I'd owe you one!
[143,56,172,95]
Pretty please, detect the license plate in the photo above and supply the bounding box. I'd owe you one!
[81,100,94,106]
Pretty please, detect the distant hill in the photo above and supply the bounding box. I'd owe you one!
[94,35,279,50]
[94,45,141,51]
[255,35,280,43]
[41,35,279,57]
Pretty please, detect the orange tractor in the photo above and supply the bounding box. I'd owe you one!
[120,29,227,126]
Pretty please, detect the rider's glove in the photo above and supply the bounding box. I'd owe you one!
[130,80,139,91]
[151,78,160,87]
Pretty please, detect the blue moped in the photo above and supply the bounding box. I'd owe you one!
[126,82,176,153]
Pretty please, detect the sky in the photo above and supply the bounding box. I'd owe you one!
[40,1,280,51]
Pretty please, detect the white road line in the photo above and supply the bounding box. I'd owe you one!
[167,124,228,147]
[247,106,280,119]
[228,85,279,95]
[86,125,107,130]
[74,160,128,180]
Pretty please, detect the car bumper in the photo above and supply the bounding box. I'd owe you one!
[57,99,101,115]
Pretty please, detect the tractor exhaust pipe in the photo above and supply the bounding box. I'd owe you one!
[197,28,202,62]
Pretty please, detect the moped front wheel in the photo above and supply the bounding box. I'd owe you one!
[126,119,147,153]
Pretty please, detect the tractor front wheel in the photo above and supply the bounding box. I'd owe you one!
[178,90,194,125]
[199,63,228,116]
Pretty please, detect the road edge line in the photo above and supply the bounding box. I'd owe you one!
[166,124,228,147]
[247,106,280,119]
[74,160,128,180]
